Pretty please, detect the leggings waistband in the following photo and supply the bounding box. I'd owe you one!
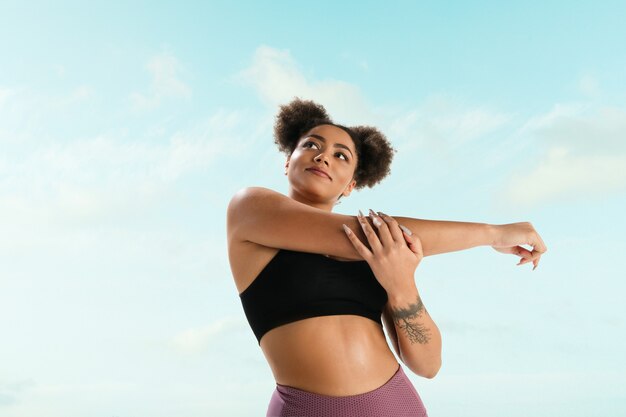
[266,363,428,417]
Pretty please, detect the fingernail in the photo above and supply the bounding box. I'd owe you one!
[358,209,364,219]
[342,224,352,234]
[399,224,412,235]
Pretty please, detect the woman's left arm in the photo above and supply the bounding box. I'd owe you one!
[393,217,494,257]
[392,216,547,270]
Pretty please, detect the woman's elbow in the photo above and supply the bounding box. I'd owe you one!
[424,364,441,379]
[418,357,442,379]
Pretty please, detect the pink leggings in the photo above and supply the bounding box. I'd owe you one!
[266,363,428,417]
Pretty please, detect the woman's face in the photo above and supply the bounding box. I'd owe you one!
[285,124,358,209]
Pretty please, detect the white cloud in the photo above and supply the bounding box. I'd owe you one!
[496,103,626,208]
[578,74,601,98]
[130,52,191,111]
[235,45,625,211]
[0,87,13,107]
[0,379,35,407]
[387,94,513,155]
[52,64,66,77]
[235,45,376,125]
[236,45,513,160]
[500,146,626,207]
[339,51,370,72]
[0,85,94,146]
[0,109,247,228]
[170,316,246,354]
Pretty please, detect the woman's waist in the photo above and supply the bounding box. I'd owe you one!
[261,316,399,396]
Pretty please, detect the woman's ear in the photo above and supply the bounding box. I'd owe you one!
[342,178,357,197]
[284,156,290,175]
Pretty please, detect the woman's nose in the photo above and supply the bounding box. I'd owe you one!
[314,153,330,164]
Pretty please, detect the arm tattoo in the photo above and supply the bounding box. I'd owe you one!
[390,295,431,345]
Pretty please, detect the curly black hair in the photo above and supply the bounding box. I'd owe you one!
[273,97,396,191]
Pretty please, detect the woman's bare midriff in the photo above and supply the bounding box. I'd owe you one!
[260,315,400,396]
[230,240,400,397]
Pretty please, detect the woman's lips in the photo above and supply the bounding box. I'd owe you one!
[306,168,331,179]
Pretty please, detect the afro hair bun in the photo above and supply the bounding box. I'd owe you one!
[273,97,334,155]
[273,97,396,190]
[349,125,396,190]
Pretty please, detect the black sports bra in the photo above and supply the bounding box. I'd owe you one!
[238,249,388,344]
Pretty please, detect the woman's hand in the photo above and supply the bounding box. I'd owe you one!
[342,209,423,296]
[490,222,548,270]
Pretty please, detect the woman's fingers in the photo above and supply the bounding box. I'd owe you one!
[515,245,534,260]
[514,245,544,270]
[399,224,423,258]
[368,209,394,248]
[342,223,372,260]
[517,255,542,270]
[523,228,547,270]
[403,229,423,257]
[376,211,403,244]
[377,212,424,259]
[357,210,383,254]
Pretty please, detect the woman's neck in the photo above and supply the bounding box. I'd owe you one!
[287,188,336,212]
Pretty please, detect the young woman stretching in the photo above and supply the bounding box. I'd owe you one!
[227,98,547,416]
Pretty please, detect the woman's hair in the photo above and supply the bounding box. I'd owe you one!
[273,97,396,191]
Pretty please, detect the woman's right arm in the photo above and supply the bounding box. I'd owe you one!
[227,186,371,260]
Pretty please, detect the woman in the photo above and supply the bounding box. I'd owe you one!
[227,98,547,417]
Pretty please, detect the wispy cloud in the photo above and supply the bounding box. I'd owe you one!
[496,103,626,208]
[169,316,246,355]
[0,108,246,229]
[339,51,370,72]
[0,379,35,407]
[0,85,95,149]
[234,45,376,124]
[0,87,13,107]
[130,52,191,111]
[387,93,513,155]
[235,45,513,157]
[578,74,601,98]
[235,45,626,210]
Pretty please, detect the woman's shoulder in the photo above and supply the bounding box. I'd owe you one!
[227,186,282,243]
[229,185,282,202]
[226,185,361,262]
[227,186,281,231]
[233,185,284,198]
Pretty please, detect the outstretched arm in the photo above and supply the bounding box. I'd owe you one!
[391,215,547,269]
[391,216,495,257]
[229,187,493,261]
[229,187,545,267]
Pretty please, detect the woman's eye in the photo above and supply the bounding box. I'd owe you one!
[337,153,348,161]
[304,141,319,149]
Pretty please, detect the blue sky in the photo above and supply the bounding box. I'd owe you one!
[1,1,625,416]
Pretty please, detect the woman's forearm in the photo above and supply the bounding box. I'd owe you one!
[388,287,442,378]
[393,216,496,257]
